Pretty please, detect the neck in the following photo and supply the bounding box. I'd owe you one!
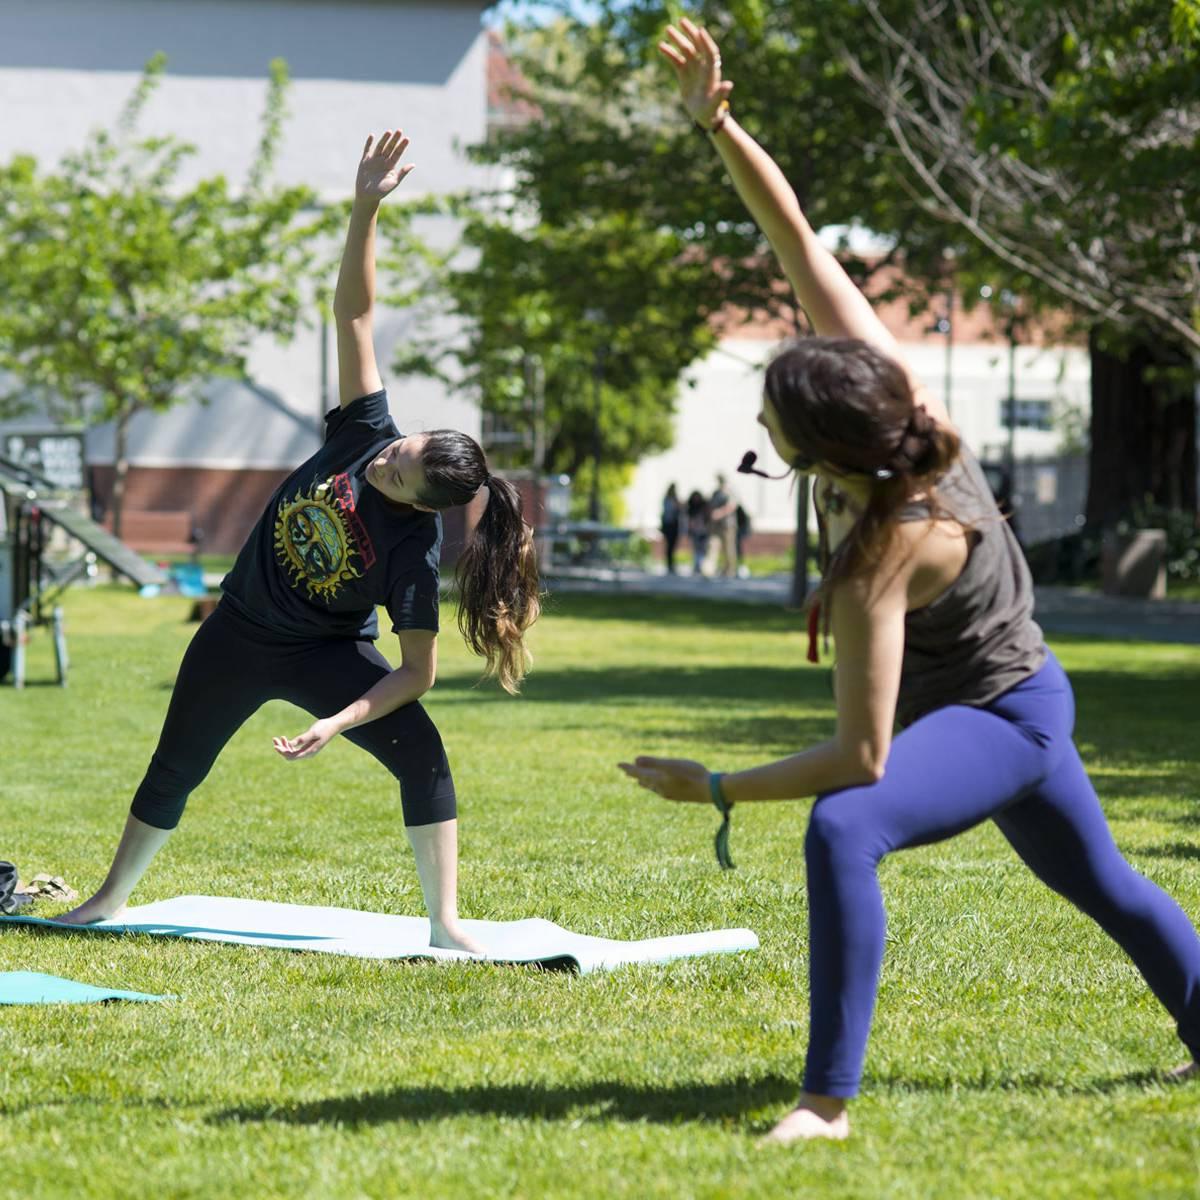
[816,468,873,507]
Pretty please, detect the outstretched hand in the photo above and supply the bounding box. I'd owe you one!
[355,129,415,202]
[618,756,710,804]
[273,718,340,762]
[658,17,733,126]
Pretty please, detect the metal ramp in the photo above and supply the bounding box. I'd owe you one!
[34,502,166,590]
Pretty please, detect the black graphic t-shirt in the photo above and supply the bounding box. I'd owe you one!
[220,390,441,641]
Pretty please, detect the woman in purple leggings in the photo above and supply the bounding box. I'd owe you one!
[622,18,1200,1143]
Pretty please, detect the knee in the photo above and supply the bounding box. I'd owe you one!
[129,753,199,831]
[806,801,870,870]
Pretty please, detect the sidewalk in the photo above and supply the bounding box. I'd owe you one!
[543,567,1200,645]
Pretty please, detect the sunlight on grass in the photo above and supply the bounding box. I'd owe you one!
[2,586,1197,1199]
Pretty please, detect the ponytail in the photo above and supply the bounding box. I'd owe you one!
[455,476,541,694]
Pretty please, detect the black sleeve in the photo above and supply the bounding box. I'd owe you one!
[323,390,398,447]
[387,566,440,634]
[386,516,443,634]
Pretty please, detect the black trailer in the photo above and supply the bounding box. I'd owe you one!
[0,457,166,686]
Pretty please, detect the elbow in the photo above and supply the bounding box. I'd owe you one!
[333,305,372,328]
[860,756,887,785]
[398,664,436,698]
[840,741,889,786]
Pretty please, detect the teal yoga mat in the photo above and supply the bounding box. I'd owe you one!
[0,970,165,1006]
[1,896,759,974]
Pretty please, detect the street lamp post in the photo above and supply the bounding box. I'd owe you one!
[1000,289,1020,482]
[589,344,606,523]
[583,308,607,523]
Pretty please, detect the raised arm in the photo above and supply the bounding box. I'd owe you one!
[660,19,951,428]
[332,130,415,408]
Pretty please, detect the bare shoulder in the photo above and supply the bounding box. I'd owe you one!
[892,513,972,609]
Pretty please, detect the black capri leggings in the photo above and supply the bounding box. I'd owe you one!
[130,602,456,831]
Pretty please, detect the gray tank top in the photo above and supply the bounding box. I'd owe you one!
[895,448,1046,726]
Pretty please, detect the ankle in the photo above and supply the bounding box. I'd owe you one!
[798,1092,848,1120]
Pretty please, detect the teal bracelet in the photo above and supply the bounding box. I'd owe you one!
[709,773,735,870]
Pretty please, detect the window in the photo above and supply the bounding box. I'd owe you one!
[1000,398,1053,431]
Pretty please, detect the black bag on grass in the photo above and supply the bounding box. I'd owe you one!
[0,861,33,915]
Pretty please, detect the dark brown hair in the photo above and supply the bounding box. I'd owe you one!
[417,431,541,694]
[763,337,962,604]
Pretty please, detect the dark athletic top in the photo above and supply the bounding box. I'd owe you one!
[220,390,441,641]
[895,447,1046,726]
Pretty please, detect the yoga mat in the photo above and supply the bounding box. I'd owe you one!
[1,895,759,974]
[0,970,164,1006]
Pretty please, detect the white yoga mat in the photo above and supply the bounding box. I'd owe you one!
[1,896,759,975]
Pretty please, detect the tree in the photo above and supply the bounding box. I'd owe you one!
[479,0,1200,528]
[836,0,1200,524]
[0,57,337,536]
[390,202,719,514]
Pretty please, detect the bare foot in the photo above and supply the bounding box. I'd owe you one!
[54,896,128,926]
[429,922,487,956]
[1165,1060,1198,1083]
[759,1093,850,1145]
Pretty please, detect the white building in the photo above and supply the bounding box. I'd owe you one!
[624,262,1091,549]
[0,0,490,551]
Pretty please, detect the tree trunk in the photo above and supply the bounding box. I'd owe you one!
[1086,331,1197,529]
[110,405,135,542]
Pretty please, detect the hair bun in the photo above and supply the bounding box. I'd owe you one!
[887,404,940,475]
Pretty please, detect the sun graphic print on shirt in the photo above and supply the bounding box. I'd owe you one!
[273,478,363,602]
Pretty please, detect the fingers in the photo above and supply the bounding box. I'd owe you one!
[617,759,668,796]
[665,25,697,58]
[272,733,315,760]
[365,130,410,161]
[694,22,722,63]
[387,133,410,162]
[657,41,686,68]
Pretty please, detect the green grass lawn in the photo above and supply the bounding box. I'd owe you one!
[2,587,1198,1199]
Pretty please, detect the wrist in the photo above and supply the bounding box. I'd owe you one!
[719,771,747,805]
[324,711,355,736]
[693,99,731,136]
[709,771,733,812]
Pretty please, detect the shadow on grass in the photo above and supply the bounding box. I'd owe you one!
[209,1065,1184,1131]
[539,591,805,635]
[435,664,832,710]
[1087,774,1199,829]
[867,1068,1173,1095]
[1130,842,1200,861]
[210,1076,800,1129]
[640,719,830,751]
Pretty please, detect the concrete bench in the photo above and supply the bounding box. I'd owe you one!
[103,510,197,556]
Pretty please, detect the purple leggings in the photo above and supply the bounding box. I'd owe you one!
[804,651,1200,1097]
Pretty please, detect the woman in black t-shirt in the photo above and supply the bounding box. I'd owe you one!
[59,131,540,955]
